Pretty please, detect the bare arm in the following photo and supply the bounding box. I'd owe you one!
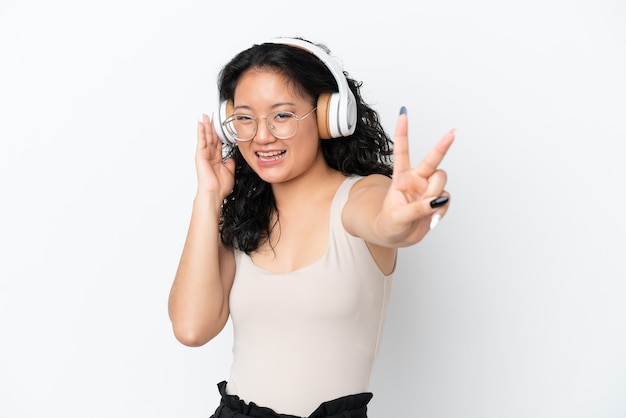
[343,108,455,248]
[168,114,236,347]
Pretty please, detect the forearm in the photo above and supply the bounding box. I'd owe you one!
[370,211,431,248]
[168,193,232,346]
[343,177,436,249]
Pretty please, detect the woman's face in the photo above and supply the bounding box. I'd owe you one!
[232,68,324,185]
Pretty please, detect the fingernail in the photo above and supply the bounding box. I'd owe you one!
[399,106,407,115]
[430,214,441,230]
[429,196,449,209]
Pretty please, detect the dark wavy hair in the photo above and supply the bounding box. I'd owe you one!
[217,39,393,253]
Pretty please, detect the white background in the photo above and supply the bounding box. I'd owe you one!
[1,1,625,417]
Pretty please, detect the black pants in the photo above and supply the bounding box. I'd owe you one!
[210,381,372,418]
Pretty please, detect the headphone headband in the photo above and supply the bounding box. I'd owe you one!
[267,37,352,108]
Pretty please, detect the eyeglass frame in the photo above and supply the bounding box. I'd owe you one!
[221,107,317,142]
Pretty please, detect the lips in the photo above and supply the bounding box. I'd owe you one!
[256,150,286,161]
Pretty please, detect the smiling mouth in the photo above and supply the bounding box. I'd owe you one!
[256,150,286,161]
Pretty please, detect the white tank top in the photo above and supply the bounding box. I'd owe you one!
[226,176,393,416]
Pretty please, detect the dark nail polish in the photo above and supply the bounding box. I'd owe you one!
[430,196,449,209]
[399,106,407,115]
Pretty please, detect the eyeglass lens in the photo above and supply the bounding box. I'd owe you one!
[227,112,298,141]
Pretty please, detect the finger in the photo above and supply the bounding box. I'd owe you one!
[392,189,451,224]
[202,113,213,140]
[414,129,455,179]
[199,113,217,150]
[428,190,451,230]
[203,113,218,149]
[428,189,450,213]
[197,116,207,151]
[392,108,411,175]
[424,170,449,222]
[424,169,448,200]
[210,113,227,157]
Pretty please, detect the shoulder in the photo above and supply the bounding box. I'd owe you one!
[342,173,391,222]
[348,174,391,197]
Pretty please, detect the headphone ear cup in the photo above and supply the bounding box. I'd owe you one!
[340,89,358,137]
[316,90,357,139]
[214,100,236,145]
[326,92,343,139]
[316,93,333,139]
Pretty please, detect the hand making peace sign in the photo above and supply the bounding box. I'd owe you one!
[380,107,455,244]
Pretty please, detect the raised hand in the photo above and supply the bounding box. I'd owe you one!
[381,107,455,244]
[196,114,235,199]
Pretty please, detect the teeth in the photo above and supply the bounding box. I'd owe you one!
[256,150,285,161]
[257,151,284,157]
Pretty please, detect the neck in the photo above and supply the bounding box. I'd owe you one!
[271,165,344,211]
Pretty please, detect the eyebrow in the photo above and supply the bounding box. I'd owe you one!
[233,102,298,112]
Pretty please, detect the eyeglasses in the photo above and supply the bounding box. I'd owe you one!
[222,107,317,142]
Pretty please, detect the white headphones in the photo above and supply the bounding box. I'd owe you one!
[213,37,357,145]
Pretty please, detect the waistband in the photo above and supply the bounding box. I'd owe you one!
[210,381,372,418]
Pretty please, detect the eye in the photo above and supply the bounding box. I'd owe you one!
[272,112,295,122]
[233,114,255,124]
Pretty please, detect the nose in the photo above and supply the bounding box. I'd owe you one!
[252,117,276,144]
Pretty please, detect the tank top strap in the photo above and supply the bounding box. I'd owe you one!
[330,176,364,219]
